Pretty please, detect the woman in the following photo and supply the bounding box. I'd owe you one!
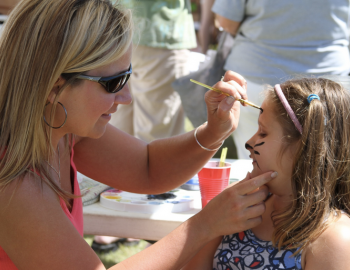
[0,1,274,269]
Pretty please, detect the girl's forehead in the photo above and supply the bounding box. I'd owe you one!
[258,99,280,128]
[259,99,271,118]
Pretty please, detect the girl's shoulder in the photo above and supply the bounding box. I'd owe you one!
[303,214,350,270]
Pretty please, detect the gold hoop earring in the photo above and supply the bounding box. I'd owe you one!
[43,102,67,129]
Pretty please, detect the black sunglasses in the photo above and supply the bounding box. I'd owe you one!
[75,64,132,93]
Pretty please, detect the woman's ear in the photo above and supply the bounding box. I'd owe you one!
[47,76,65,104]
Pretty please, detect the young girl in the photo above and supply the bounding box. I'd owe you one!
[0,0,275,269]
[183,78,350,270]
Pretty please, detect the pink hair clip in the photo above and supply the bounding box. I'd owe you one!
[274,84,303,134]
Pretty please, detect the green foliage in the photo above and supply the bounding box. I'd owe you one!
[84,235,151,268]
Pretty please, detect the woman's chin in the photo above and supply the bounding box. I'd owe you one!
[77,126,106,139]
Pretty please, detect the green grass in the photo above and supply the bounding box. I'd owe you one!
[84,235,151,268]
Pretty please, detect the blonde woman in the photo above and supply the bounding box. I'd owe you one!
[0,1,275,269]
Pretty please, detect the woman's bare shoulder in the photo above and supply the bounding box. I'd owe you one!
[0,172,60,211]
[304,214,350,270]
[0,173,103,270]
[0,173,62,239]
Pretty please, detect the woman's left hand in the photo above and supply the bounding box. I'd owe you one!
[203,70,247,144]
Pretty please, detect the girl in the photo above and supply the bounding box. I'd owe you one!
[0,0,274,269]
[183,78,350,269]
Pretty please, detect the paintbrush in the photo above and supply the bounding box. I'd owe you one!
[190,79,261,111]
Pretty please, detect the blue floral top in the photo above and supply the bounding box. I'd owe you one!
[213,229,302,270]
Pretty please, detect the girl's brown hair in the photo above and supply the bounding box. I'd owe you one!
[267,78,350,253]
[0,0,133,200]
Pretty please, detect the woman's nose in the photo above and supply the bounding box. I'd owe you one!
[114,83,132,105]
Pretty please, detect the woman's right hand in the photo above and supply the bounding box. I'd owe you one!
[205,71,247,137]
[193,171,276,240]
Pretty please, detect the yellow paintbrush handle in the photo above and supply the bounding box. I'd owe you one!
[190,79,261,110]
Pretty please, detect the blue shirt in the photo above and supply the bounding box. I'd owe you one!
[212,0,350,85]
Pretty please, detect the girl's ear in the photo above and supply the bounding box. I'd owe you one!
[47,76,65,104]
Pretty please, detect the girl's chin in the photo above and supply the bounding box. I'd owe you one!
[249,168,263,179]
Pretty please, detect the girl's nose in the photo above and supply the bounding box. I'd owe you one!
[114,83,132,105]
[245,135,255,152]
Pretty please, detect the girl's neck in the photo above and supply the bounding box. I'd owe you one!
[251,194,293,241]
[271,193,293,212]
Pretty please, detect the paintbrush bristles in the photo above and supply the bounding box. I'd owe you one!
[190,79,261,110]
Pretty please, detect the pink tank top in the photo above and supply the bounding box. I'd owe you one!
[0,146,83,269]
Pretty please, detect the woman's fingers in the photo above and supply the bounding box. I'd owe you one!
[228,171,251,188]
[222,70,247,91]
[210,80,246,101]
[244,216,263,229]
[245,203,266,219]
[236,171,276,196]
[222,70,248,99]
[200,171,275,238]
[243,189,269,211]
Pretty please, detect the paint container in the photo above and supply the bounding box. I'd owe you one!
[100,189,195,213]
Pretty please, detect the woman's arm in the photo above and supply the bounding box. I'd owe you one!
[113,171,273,270]
[0,168,274,270]
[181,237,223,270]
[73,71,247,194]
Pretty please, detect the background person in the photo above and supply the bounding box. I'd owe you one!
[212,0,350,159]
[0,0,274,269]
[110,0,197,143]
[199,0,216,54]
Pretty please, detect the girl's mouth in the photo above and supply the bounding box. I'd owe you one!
[101,113,112,120]
[250,156,261,169]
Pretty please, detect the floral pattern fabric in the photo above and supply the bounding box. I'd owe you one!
[213,230,302,270]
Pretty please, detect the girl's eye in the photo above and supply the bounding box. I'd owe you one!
[258,133,266,138]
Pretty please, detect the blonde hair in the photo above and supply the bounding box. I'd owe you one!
[266,78,350,253]
[0,0,133,199]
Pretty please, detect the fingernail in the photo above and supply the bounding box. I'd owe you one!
[234,94,241,100]
[226,96,235,105]
[271,172,278,178]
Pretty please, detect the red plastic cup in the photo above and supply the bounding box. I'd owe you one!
[198,161,231,208]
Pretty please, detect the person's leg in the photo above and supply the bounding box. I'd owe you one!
[130,45,190,142]
[232,79,264,159]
